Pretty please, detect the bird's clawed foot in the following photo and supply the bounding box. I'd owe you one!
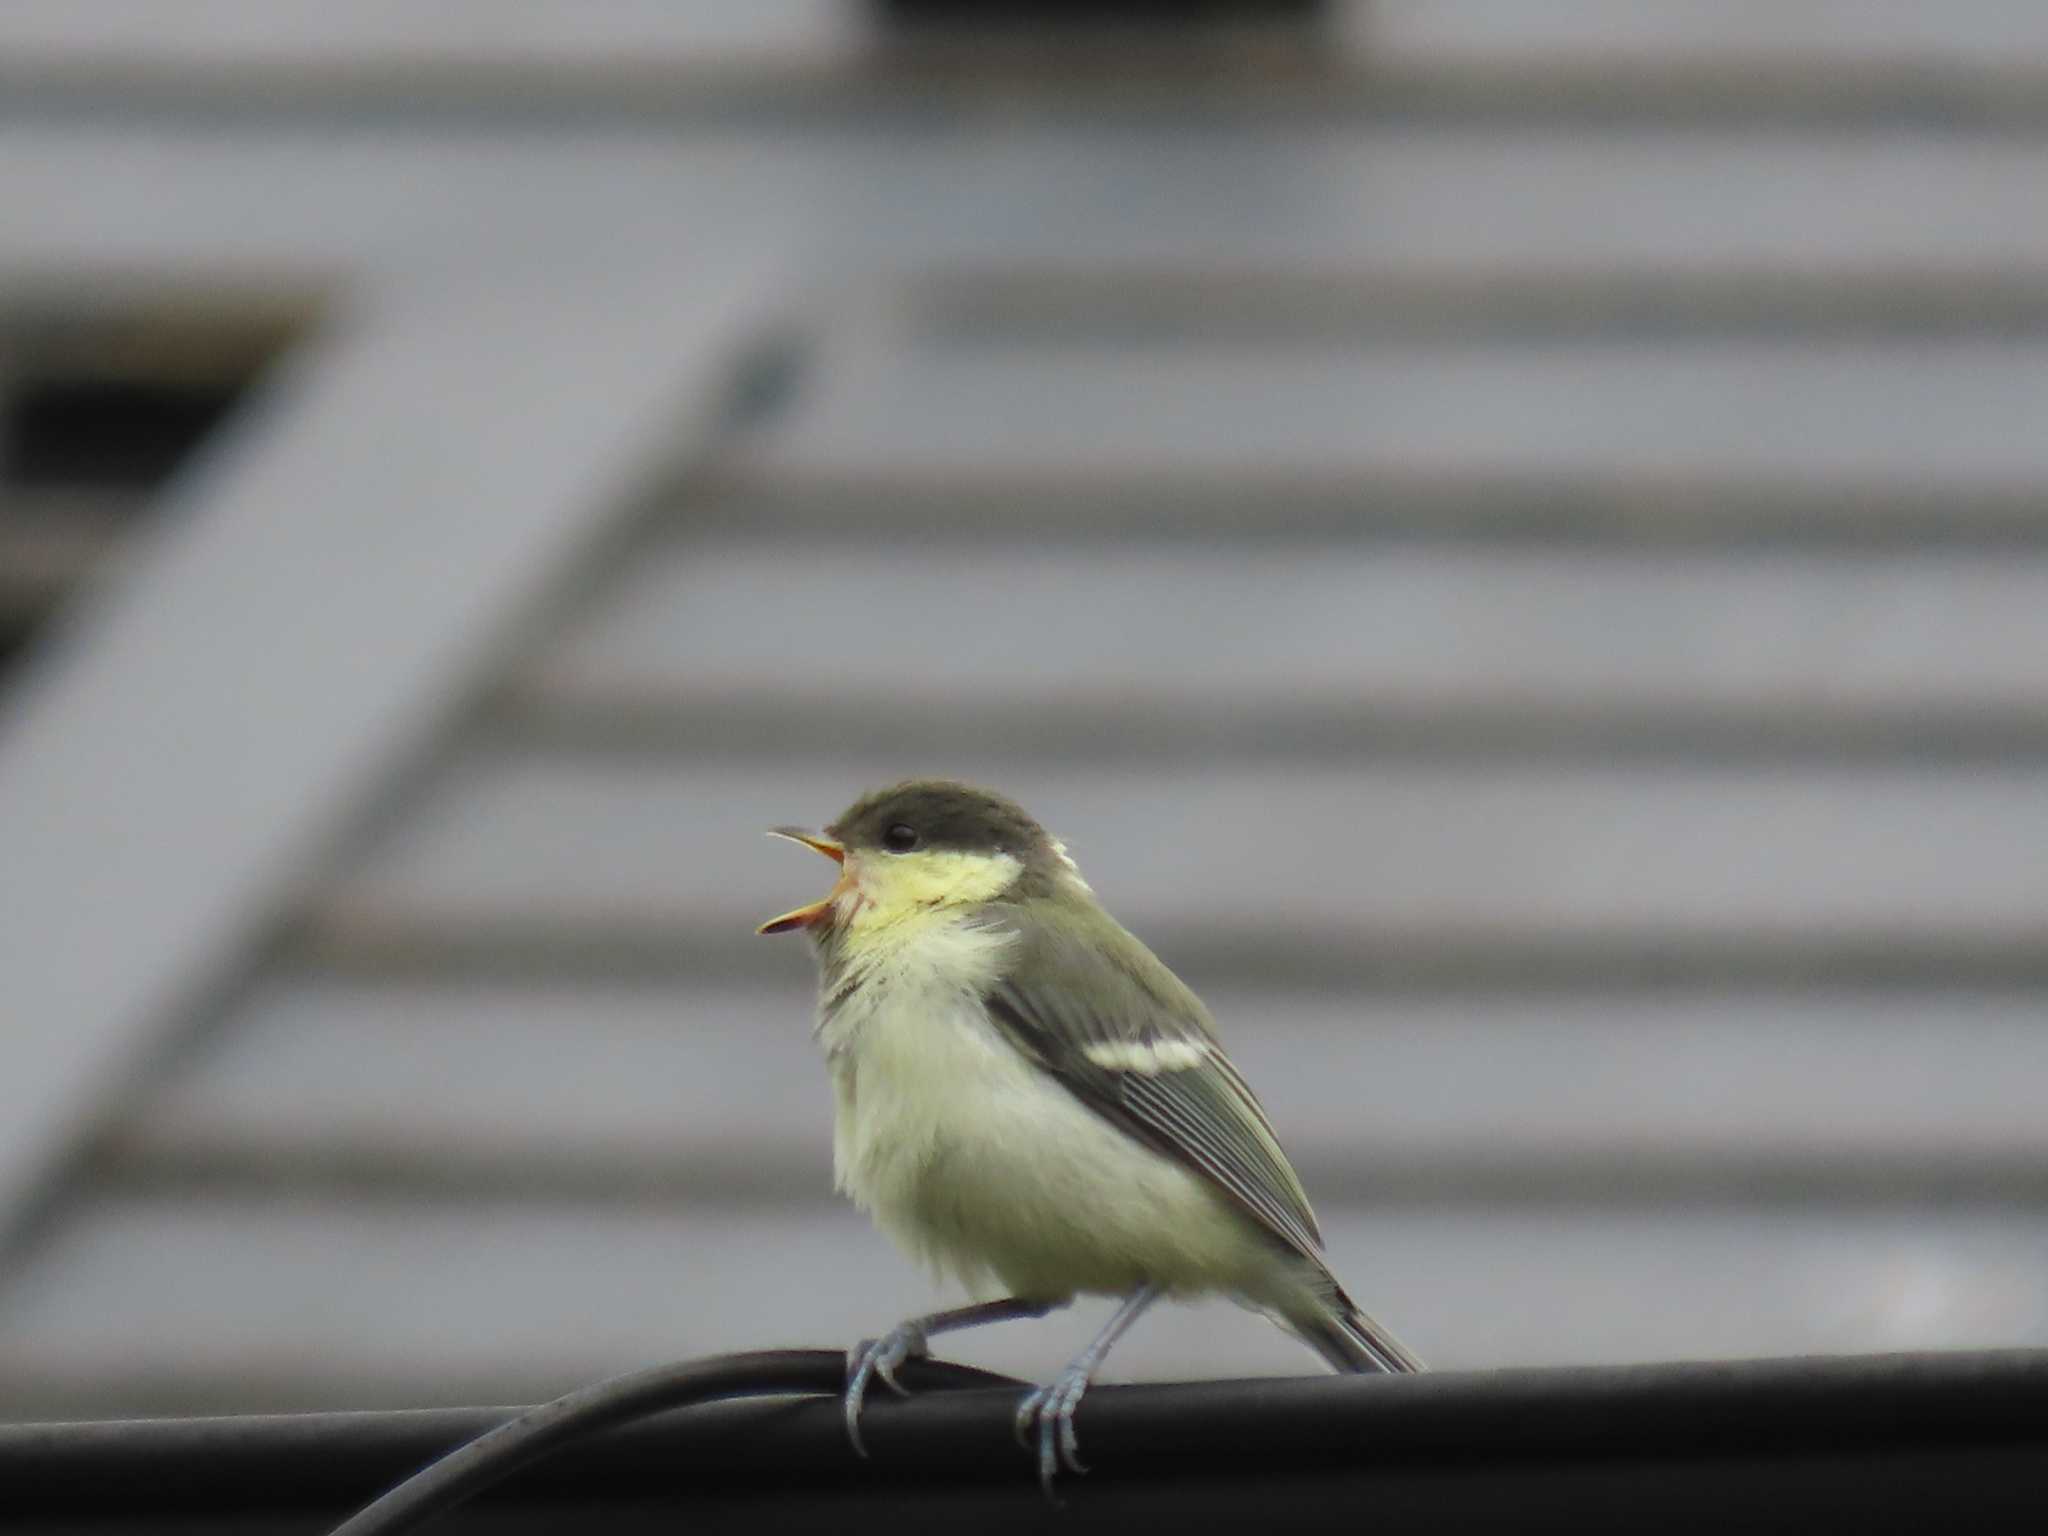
[1014,1359,1094,1498]
[843,1321,930,1458]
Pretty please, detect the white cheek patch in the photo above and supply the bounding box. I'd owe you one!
[1082,1038,1209,1076]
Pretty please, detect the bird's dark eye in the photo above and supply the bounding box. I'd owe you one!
[882,823,920,853]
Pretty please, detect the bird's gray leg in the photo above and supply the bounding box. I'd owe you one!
[845,1296,1058,1458]
[1014,1284,1160,1496]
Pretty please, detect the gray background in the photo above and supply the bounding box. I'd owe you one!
[2,2,2047,1417]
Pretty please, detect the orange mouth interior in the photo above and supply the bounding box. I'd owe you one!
[757,828,849,935]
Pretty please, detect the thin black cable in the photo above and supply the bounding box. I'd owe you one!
[326,1347,1024,1536]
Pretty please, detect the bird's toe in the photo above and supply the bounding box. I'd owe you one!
[1015,1365,1094,1500]
[843,1323,929,1458]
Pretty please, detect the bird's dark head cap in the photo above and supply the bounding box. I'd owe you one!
[828,778,1061,870]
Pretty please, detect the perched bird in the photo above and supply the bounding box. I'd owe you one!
[760,779,1423,1490]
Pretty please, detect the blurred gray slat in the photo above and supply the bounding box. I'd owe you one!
[320,758,2048,954]
[754,338,2048,493]
[0,1,861,79]
[2,1196,2043,1416]
[840,132,2048,278]
[531,543,2048,738]
[117,981,2048,1201]
[1367,0,2048,70]
[8,127,2048,286]
[22,0,2042,79]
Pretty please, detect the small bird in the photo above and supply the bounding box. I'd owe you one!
[759,779,1422,1491]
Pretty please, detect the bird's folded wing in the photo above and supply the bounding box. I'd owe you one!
[981,901,1329,1268]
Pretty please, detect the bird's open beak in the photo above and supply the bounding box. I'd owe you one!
[757,827,849,935]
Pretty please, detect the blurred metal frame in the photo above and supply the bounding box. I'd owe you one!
[0,263,783,1245]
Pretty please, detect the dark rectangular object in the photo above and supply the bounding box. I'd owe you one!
[5,1351,2048,1532]
[6,378,247,490]
[875,1,1327,32]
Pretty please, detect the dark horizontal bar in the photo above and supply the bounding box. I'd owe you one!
[910,268,2048,344]
[661,471,2048,552]
[490,686,2048,768]
[6,1351,2048,1533]
[10,59,2048,133]
[91,1131,2048,1212]
[288,913,2048,993]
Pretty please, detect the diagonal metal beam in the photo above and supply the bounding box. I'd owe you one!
[0,260,779,1241]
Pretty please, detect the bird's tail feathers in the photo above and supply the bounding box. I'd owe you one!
[1296,1289,1426,1375]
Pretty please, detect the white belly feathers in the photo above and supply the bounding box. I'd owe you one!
[817,912,1274,1305]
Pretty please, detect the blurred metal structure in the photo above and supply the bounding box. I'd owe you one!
[4,2,2048,1418]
